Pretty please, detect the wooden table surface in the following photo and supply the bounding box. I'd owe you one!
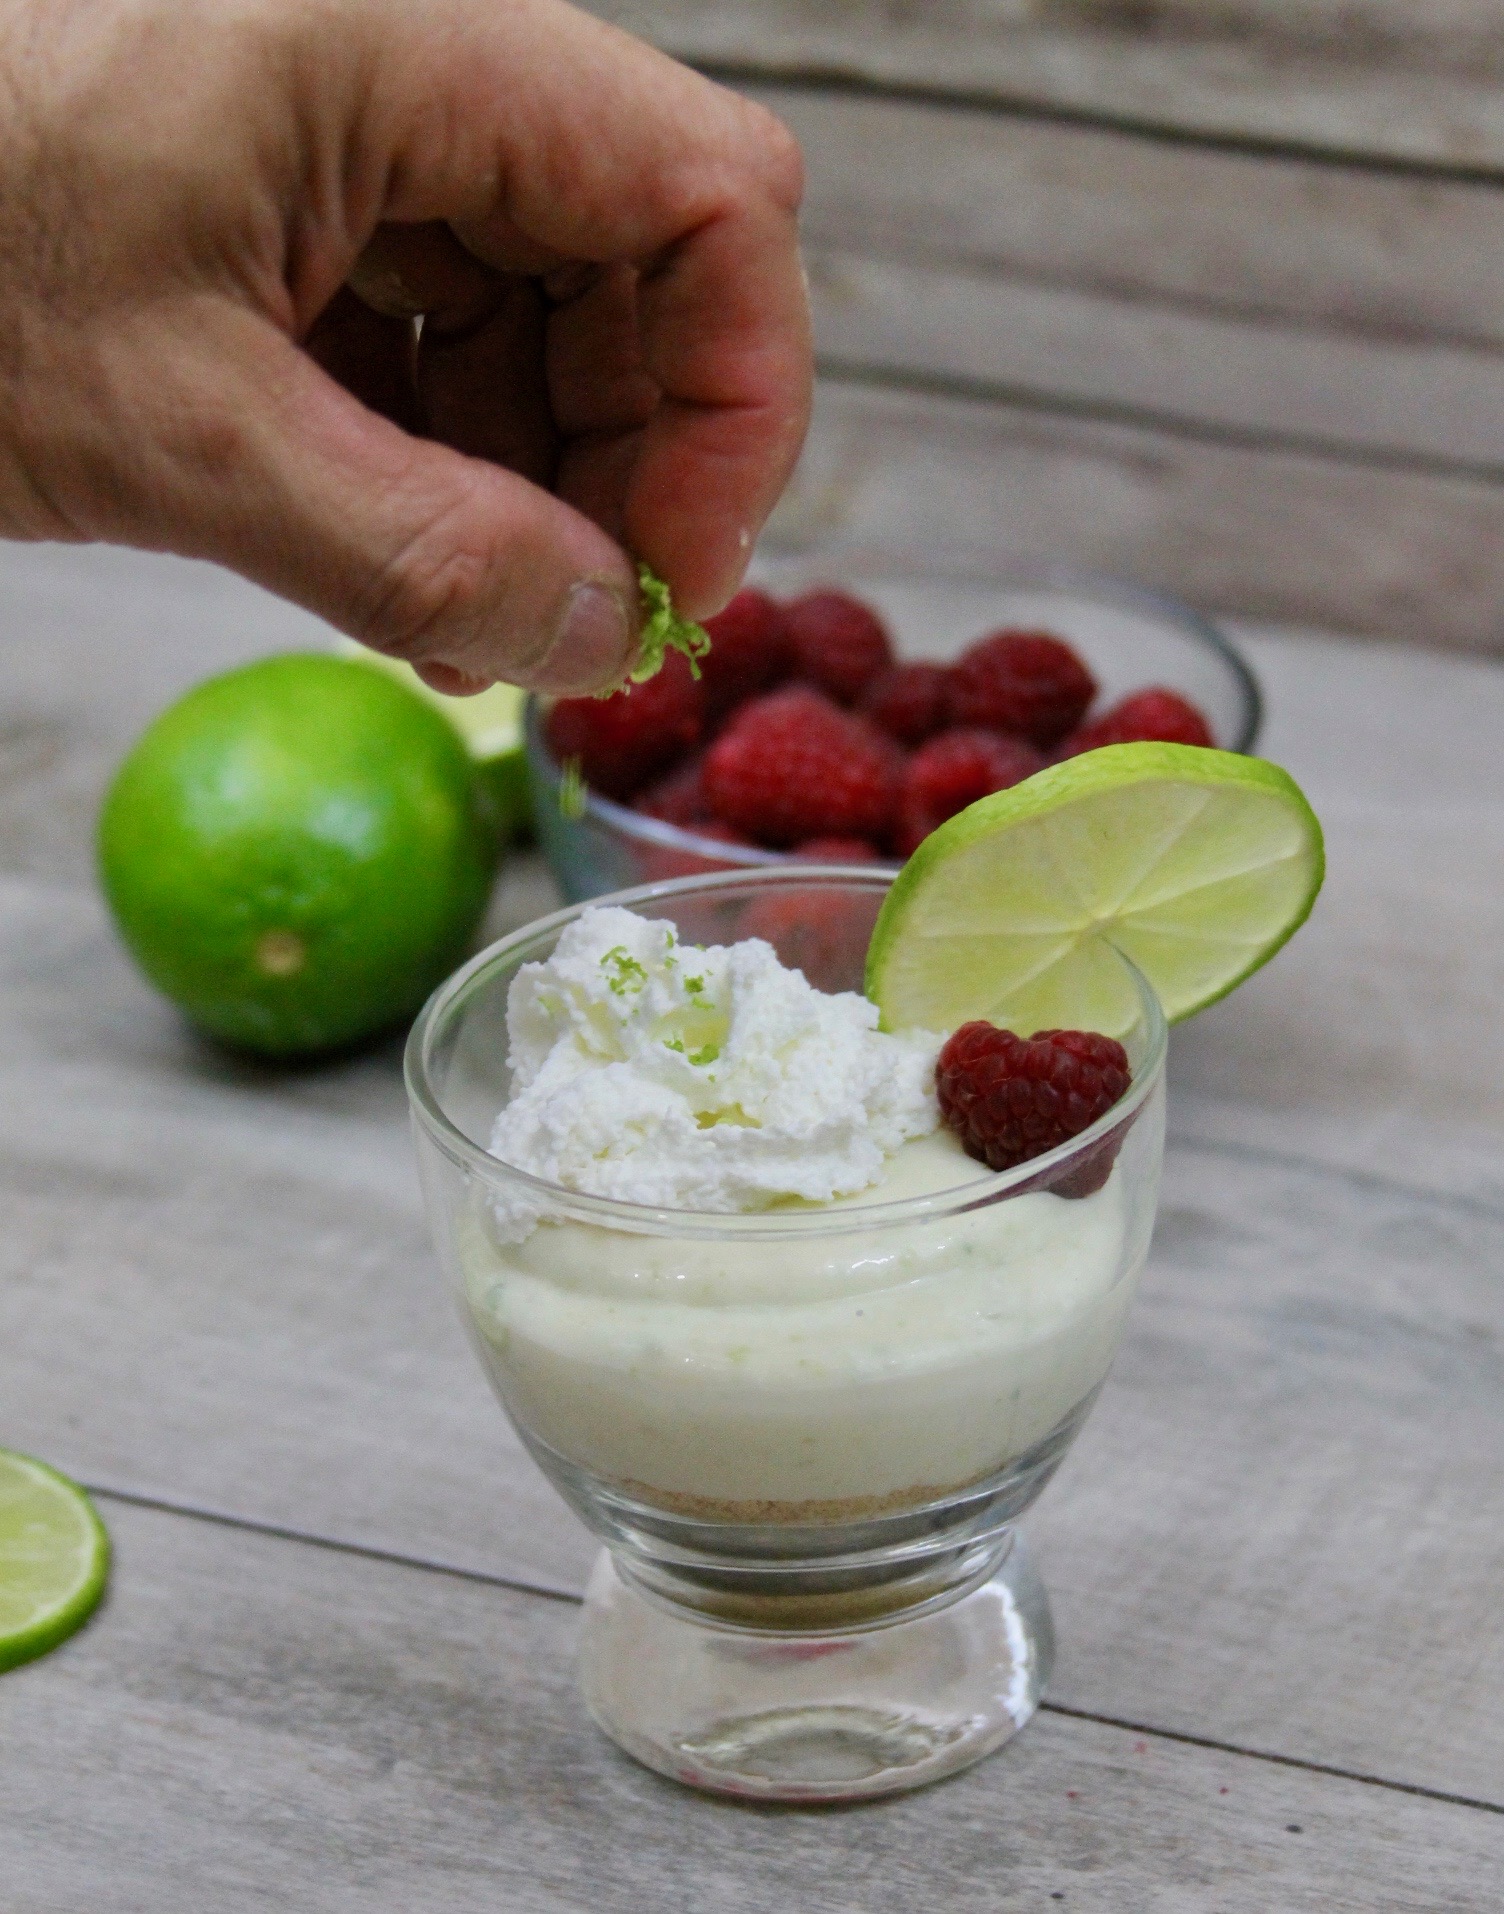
[0,539,1501,1910]
[586,2,1504,661]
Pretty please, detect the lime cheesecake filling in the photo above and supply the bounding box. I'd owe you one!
[465,904,1155,1513]
[489,906,942,1223]
[462,1125,1147,1511]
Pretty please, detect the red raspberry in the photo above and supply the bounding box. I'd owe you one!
[785,590,895,704]
[703,688,902,848]
[634,754,709,827]
[698,588,793,722]
[545,652,703,802]
[858,662,952,747]
[1057,686,1215,755]
[936,1023,1131,1190]
[894,728,1043,857]
[737,887,879,995]
[947,630,1096,746]
[792,836,881,862]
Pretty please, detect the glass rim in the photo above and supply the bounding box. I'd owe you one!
[403,866,1170,1240]
[524,558,1263,865]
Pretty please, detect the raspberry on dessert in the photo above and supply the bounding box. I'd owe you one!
[784,590,895,704]
[634,754,709,827]
[947,630,1096,746]
[893,728,1044,857]
[936,1023,1131,1189]
[698,588,793,721]
[1056,686,1216,755]
[793,836,882,862]
[858,662,952,747]
[702,687,903,848]
[545,652,704,802]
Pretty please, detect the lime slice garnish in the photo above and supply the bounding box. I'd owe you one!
[867,742,1324,1035]
[334,642,530,842]
[0,1449,109,1673]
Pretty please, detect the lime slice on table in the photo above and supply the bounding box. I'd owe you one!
[0,1449,109,1673]
[867,743,1324,1036]
[335,641,531,844]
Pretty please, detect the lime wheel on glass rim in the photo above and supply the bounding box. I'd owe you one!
[867,742,1324,1036]
[98,653,497,1058]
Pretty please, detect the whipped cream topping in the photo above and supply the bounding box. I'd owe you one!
[489,906,941,1215]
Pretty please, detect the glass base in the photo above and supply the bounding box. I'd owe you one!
[578,1533,1054,1803]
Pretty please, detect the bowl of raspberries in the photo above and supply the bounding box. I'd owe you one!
[527,559,1262,901]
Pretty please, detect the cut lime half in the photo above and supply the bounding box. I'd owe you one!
[335,642,531,843]
[867,743,1323,1036]
[0,1449,110,1673]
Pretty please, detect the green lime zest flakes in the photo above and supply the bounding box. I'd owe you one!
[662,1035,718,1066]
[602,945,649,997]
[558,756,587,820]
[629,564,712,684]
[683,973,707,998]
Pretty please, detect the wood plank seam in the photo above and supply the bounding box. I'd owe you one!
[1041,1703,1504,1821]
[81,1481,583,1606]
[770,378,1504,651]
[807,242,1504,360]
[80,1487,1504,1821]
[690,57,1504,187]
[813,356,1504,490]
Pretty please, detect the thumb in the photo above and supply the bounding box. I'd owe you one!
[136,301,640,694]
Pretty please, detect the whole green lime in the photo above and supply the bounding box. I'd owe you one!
[333,640,533,847]
[98,653,497,1057]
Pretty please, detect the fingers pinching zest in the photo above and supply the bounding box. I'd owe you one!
[0,0,811,694]
[345,2,812,631]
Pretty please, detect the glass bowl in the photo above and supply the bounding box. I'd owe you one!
[405,866,1168,1801]
[525,557,1262,903]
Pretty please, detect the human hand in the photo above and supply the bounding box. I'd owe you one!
[0,0,811,692]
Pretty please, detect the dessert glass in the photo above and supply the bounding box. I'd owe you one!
[405,868,1168,1802]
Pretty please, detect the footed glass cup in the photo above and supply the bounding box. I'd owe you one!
[405,869,1167,1802]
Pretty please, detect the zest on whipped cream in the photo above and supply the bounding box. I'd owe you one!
[489,905,941,1215]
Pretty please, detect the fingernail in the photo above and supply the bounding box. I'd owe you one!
[532,582,634,694]
[416,661,492,697]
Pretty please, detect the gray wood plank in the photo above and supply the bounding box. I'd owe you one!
[767,375,1504,653]
[1036,1138,1504,1804]
[587,1,1504,170]
[2,1498,1499,1914]
[0,870,597,1597]
[757,86,1504,465]
[1171,622,1504,1204]
[806,247,1504,474]
[775,85,1504,355]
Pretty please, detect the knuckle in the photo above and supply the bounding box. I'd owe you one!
[358,499,512,668]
